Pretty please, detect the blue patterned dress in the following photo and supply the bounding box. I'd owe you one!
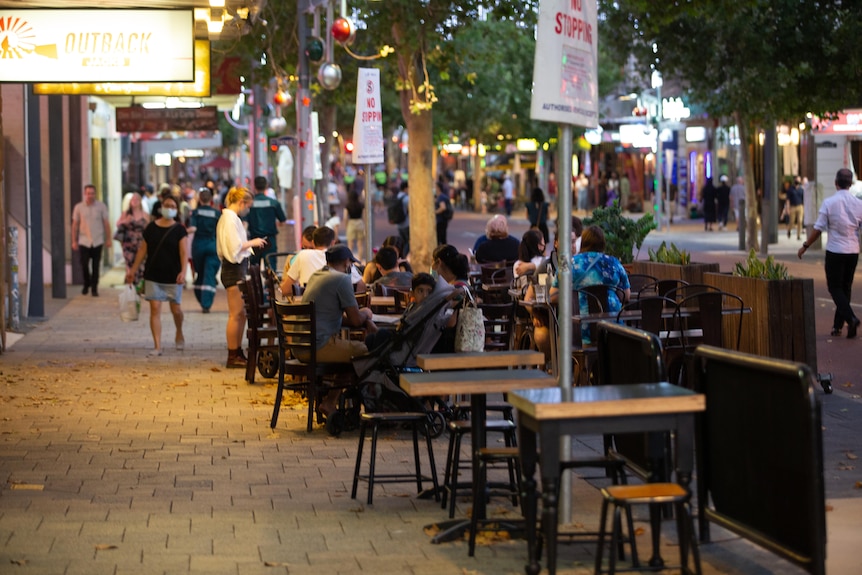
[554,251,630,343]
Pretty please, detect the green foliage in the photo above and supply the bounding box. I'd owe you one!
[584,202,656,264]
[733,249,790,280]
[648,242,691,265]
[598,0,860,124]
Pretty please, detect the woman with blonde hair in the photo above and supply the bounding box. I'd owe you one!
[115,191,150,286]
[216,187,267,368]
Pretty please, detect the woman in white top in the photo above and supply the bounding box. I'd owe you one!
[216,187,267,369]
[513,229,547,290]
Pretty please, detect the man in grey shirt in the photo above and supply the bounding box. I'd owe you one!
[71,184,111,296]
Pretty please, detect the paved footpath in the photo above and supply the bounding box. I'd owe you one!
[0,216,860,574]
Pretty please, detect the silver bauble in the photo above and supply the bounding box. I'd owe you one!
[317,62,342,90]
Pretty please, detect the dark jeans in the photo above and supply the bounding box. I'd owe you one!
[436,220,448,245]
[825,250,859,330]
[79,244,103,290]
[397,226,410,257]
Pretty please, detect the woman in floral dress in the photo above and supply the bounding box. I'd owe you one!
[115,192,150,286]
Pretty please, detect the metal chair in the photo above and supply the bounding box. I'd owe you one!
[269,300,356,432]
[639,279,689,300]
[626,273,658,296]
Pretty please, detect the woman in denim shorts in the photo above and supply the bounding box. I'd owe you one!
[216,187,267,368]
[126,195,188,356]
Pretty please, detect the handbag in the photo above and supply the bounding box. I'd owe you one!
[118,284,140,322]
[454,290,486,352]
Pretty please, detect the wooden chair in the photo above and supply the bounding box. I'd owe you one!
[270,300,356,432]
[479,261,509,286]
[479,302,514,351]
[237,265,278,384]
[393,289,411,313]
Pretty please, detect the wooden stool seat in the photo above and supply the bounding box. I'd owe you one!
[596,482,702,575]
[351,412,439,506]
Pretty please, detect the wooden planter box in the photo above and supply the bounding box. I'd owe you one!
[703,272,817,373]
[631,261,721,285]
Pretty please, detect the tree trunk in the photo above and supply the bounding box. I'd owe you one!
[737,114,759,252]
[403,110,435,273]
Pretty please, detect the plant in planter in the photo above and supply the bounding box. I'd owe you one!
[648,242,691,265]
[733,249,790,280]
[584,202,656,264]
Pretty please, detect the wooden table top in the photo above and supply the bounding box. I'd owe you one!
[416,350,544,370]
[509,383,705,420]
[371,313,401,325]
[369,296,396,307]
[400,368,555,397]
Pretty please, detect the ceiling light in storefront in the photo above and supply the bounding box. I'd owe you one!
[209,0,226,7]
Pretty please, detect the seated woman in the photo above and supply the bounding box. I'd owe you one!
[549,225,630,344]
[362,235,413,284]
[513,229,547,291]
[430,244,472,354]
[474,215,520,263]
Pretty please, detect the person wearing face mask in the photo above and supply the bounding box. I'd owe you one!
[126,195,189,357]
[216,187,267,368]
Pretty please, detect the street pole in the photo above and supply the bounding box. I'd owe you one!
[558,125,573,524]
[297,0,315,228]
[651,71,663,231]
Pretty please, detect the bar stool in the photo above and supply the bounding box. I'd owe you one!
[468,446,523,556]
[351,412,440,505]
[441,418,518,518]
[595,483,702,575]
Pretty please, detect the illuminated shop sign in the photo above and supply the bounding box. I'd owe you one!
[33,39,209,97]
[0,9,193,83]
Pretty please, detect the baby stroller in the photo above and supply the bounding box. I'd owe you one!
[325,278,456,437]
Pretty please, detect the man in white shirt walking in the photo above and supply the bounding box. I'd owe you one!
[71,184,111,297]
[798,168,862,338]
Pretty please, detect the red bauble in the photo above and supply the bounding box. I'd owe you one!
[331,17,355,46]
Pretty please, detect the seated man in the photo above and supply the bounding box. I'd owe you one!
[370,246,413,291]
[282,226,366,294]
[283,225,316,277]
[302,245,378,416]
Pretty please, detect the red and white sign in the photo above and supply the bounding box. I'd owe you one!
[0,9,194,83]
[530,0,598,127]
[811,110,862,134]
[352,68,384,165]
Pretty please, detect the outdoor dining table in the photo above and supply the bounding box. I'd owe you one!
[400,356,553,545]
[508,383,706,575]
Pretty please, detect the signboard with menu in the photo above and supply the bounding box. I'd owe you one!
[116,106,218,133]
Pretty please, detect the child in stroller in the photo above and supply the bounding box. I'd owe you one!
[324,274,457,436]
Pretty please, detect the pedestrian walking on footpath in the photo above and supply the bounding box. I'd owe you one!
[126,195,189,356]
[114,191,150,288]
[189,188,221,313]
[798,168,862,338]
[72,184,112,297]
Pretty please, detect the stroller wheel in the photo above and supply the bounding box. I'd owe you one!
[422,411,446,439]
[325,411,346,437]
[257,350,278,379]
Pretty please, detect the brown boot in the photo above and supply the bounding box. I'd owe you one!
[226,349,248,369]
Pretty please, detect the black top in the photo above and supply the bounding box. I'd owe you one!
[475,236,520,263]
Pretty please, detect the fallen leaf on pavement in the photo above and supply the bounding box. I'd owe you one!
[94,544,117,550]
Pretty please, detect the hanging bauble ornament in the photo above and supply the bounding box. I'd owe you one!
[268,116,287,133]
[306,36,325,63]
[317,62,342,90]
[273,89,292,107]
[331,17,355,46]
